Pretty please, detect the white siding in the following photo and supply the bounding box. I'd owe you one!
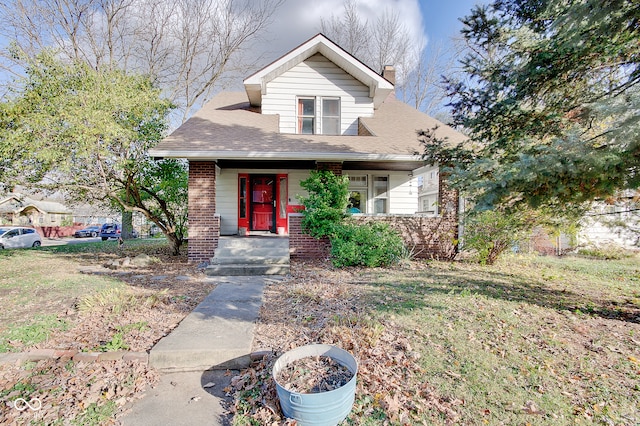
[262,54,373,135]
[216,170,238,235]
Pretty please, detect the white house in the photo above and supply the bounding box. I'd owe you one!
[149,34,467,263]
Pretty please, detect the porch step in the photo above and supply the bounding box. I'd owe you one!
[206,264,290,276]
[205,236,290,277]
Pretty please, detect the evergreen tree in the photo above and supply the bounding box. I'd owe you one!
[422,0,639,215]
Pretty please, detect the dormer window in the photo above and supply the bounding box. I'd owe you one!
[297,97,341,135]
[297,98,315,134]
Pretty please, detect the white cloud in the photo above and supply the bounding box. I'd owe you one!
[255,0,426,66]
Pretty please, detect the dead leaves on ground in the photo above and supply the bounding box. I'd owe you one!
[230,260,461,425]
[0,358,158,425]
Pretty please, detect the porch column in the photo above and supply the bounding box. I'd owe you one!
[316,161,343,176]
[187,161,219,263]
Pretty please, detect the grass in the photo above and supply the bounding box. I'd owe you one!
[0,238,170,352]
[368,254,640,425]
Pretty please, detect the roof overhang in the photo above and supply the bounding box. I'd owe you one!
[149,149,420,163]
[243,34,394,108]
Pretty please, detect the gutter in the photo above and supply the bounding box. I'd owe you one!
[148,150,422,162]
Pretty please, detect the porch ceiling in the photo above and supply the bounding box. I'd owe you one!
[215,159,426,171]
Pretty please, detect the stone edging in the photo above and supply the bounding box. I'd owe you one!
[0,349,148,365]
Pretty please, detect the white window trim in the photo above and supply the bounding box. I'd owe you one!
[297,96,316,135]
[372,174,389,214]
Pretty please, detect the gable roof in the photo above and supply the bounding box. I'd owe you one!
[244,33,394,108]
[149,91,467,164]
[0,194,71,214]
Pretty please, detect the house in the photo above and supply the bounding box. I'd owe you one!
[149,34,467,263]
[0,193,72,227]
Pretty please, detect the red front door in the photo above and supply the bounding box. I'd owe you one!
[250,176,275,231]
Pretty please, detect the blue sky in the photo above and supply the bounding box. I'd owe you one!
[419,0,485,42]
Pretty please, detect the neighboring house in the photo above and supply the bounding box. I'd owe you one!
[577,191,640,249]
[0,193,73,226]
[149,34,467,263]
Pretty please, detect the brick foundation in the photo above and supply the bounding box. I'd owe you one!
[187,161,219,263]
[288,214,330,259]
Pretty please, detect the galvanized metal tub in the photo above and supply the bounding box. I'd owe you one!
[273,344,358,426]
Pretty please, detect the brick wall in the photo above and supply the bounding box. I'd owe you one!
[288,175,459,261]
[187,161,219,263]
[288,214,330,259]
[316,162,343,176]
[353,215,458,260]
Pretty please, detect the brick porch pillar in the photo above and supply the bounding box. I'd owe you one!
[316,161,343,176]
[187,161,219,263]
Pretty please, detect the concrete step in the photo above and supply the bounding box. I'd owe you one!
[205,264,290,276]
[149,278,267,372]
[214,247,289,257]
[216,237,289,250]
[210,236,290,276]
[212,255,290,265]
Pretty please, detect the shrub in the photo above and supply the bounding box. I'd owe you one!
[299,170,350,239]
[330,222,404,267]
[463,210,528,265]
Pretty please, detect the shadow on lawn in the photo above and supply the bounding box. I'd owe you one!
[371,265,640,324]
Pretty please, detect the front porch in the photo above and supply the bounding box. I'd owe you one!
[187,161,460,265]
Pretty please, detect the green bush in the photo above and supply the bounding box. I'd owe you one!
[463,210,528,265]
[330,222,404,267]
[299,170,349,239]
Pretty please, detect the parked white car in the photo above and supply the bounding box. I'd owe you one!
[0,226,42,249]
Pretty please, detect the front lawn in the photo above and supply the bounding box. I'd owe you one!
[233,254,640,425]
[0,240,217,425]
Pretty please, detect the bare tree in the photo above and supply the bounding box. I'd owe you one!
[0,0,283,122]
[398,38,458,118]
[320,0,369,61]
[319,0,412,76]
[318,0,458,118]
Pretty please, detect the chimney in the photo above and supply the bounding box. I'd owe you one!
[382,65,395,100]
[382,65,395,85]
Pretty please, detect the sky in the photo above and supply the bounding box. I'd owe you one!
[255,0,485,64]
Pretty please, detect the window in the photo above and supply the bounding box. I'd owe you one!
[296,97,341,135]
[373,176,389,214]
[239,177,247,219]
[348,175,367,188]
[347,175,368,213]
[297,98,315,134]
[322,98,340,135]
[348,191,366,213]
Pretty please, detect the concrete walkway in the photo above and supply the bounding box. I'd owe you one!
[121,275,279,425]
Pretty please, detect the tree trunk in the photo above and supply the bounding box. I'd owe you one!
[121,211,134,239]
[166,231,182,255]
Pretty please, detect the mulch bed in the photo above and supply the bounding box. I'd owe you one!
[229,259,459,425]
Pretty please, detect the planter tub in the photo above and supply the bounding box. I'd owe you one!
[273,344,358,426]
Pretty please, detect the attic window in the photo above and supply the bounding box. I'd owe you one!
[297,97,341,135]
[297,98,315,134]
